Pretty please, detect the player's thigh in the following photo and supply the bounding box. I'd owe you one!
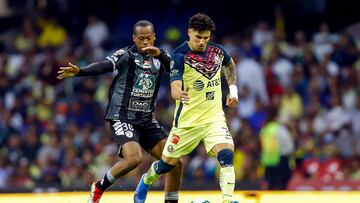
[121,141,143,159]
[150,139,167,160]
[203,121,234,157]
[109,120,139,158]
[137,119,168,156]
[162,126,202,158]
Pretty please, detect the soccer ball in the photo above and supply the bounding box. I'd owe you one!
[191,199,210,203]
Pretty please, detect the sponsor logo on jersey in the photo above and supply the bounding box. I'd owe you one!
[135,59,141,66]
[207,78,221,87]
[170,134,180,144]
[109,49,126,63]
[206,91,215,100]
[132,100,149,108]
[193,80,205,91]
[114,49,125,56]
[132,73,156,98]
[128,99,152,112]
[143,60,152,69]
[170,69,178,77]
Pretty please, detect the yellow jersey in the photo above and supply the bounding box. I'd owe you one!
[170,41,231,128]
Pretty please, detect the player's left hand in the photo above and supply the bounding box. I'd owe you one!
[141,46,161,57]
[226,95,238,108]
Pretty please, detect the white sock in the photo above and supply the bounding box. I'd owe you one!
[106,169,116,183]
[165,191,179,201]
[220,166,235,201]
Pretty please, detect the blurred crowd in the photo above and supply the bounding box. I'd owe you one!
[1,10,360,191]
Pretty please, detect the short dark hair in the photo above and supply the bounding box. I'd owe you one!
[133,20,155,34]
[188,13,216,32]
[267,107,279,122]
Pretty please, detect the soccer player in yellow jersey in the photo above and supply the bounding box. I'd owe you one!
[134,13,239,203]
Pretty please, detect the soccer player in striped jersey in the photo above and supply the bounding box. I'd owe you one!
[57,20,182,203]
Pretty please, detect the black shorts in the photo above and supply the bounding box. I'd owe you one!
[109,118,167,157]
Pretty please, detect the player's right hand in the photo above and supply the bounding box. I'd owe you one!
[57,62,80,80]
[141,46,161,57]
[172,87,190,103]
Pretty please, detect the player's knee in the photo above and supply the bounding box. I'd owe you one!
[217,149,234,167]
[155,159,175,175]
[171,158,183,175]
[125,153,143,169]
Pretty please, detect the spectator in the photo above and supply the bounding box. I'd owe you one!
[83,16,109,49]
[37,17,68,49]
[260,108,294,190]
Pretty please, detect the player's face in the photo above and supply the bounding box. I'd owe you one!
[133,26,156,52]
[188,28,211,52]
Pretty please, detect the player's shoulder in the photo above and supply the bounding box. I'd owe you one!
[173,41,190,55]
[208,41,227,53]
[112,46,129,57]
[106,46,129,64]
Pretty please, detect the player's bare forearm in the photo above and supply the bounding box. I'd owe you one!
[170,80,189,101]
[171,80,183,100]
[222,58,236,85]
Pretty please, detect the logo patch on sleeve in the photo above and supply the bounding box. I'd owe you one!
[170,134,180,144]
[114,49,125,56]
[167,145,174,152]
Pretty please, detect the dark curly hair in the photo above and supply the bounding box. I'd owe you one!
[188,13,216,32]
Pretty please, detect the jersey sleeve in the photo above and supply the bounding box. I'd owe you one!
[218,45,231,65]
[106,48,126,71]
[170,53,185,82]
[157,49,172,72]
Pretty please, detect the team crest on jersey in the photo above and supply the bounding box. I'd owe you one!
[125,131,133,138]
[143,60,152,69]
[167,145,174,152]
[185,46,224,79]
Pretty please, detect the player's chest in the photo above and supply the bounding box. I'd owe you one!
[127,51,162,75]
[184,50,224,80]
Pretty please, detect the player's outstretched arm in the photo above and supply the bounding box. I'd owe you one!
[222,58,238,108]
[170,80,190,102]
[57,62,80,80]
[57,60,113,80]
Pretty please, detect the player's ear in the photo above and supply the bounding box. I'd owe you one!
[132,34,136,42]
[153,33,156,41]
[188,29,191,37]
